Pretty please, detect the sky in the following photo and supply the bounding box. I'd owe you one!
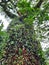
[0,12,11,30]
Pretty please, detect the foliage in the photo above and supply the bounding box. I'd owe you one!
[45,48,49,58]
[0,22,9,59]
[0,0,49,65]
[43,48,49,65]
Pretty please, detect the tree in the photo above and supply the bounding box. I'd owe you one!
[0,0,49,65]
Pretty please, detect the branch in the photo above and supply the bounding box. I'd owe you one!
[0,0,21,18]
[35,0,43,8]
[0,2,17,18]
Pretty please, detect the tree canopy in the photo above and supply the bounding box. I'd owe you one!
[0,0,49,65]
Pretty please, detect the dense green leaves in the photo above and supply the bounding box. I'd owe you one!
[0,0,49,65]
[17,0,49,25]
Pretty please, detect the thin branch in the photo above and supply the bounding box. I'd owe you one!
[0,1,17,18]
[35,0,43,8]
[0,0,21,18]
